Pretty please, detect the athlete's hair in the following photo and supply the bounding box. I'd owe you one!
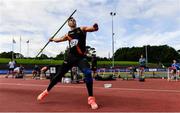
[68,17,75,22]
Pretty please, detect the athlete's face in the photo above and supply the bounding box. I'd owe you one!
[68,18,76,28]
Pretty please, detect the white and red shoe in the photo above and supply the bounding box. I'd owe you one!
[88,96,98,109]
[37,89,49,101]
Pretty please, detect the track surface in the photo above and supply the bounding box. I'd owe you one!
[1,77,180,112]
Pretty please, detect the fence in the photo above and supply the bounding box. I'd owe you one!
[0,67,170,79]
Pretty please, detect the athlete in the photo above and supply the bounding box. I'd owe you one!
[37,17,99,109]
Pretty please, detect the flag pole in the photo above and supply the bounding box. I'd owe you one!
[20,36,22,58]
[12,37,15,60]
[26,40,29,57]
[12,38,13,60]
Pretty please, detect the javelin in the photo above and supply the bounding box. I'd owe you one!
[35,9,77,58]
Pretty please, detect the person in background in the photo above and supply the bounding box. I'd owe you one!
[32,64,41,79]
[169,59,180,81]
[138,54,146,81]
[91,55,97,78]
[5,59,16,78]
[41,66,49,79]
[13,64,24,78]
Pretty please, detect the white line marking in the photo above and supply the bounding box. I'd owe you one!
[1,82,180,93]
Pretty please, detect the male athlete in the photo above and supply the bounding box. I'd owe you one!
[37,17,99,109]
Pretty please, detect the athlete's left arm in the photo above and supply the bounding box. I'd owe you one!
[81,23,98,32]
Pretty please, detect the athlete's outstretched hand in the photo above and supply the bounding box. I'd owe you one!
[93,23,98,30]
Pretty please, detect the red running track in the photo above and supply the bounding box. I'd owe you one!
[1,78,180,112]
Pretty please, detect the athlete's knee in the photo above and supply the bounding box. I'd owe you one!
[82,68,92,75]
[82,68,93,83]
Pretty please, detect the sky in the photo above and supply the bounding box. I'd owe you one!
[0,0,180,58]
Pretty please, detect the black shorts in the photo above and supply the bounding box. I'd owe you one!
[172,69,177,74]
[9,68,14,71]
[60,54,90,76]
[91,67,97,72]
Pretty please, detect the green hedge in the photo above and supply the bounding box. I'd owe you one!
[0,58,157,67]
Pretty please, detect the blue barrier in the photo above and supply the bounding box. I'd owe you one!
[0,70,33,74]
[97,68,167,72]
[0,70,8,74]
[0,68,167,75]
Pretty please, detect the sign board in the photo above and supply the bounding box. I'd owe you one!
[149,68,157,72]
[50,67,56,74]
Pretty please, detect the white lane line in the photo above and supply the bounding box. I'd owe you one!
[1,82,180,93]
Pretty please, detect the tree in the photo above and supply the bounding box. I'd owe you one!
[178,50,180,54]
[55,52,65,60]
[39,54,49,59]
[0,51,24,59]
[0,52,13,58]
[86,46,96,57]
[114,45,180,63]
[15,53,24,58]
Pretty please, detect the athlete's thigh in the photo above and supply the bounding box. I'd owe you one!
[77,58,90,70]
[60,60,74,74]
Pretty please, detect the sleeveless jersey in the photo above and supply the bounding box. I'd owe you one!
[67,27,87,56]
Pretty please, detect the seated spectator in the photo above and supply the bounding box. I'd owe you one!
[71,66,80,83]
[41,66,49,79]
[32,65,41,79]
[128,66,137,79]
[13,64,24,78]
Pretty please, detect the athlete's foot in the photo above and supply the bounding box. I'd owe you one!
[167,78,171,82]
[88,96,98,109]
[37,89,49,101]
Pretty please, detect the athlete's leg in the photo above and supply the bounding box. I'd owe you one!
[47,62,73,91]
[37,60,73,101]
[77,58,98,109]
[78,58,93,96]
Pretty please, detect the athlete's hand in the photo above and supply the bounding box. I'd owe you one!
[93,23,98,31]
[49,37,54,42]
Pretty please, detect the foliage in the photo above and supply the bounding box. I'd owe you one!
[0,58,62,65]
[114,45,180,63]
[55,52,65,60]
[0,45,179,66]
[39,54,48,59]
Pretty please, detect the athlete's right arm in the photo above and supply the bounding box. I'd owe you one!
[49,34,69,42]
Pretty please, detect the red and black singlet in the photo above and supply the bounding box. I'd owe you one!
[67,27,87,56]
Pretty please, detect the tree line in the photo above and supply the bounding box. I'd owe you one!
[0,45,179,63]
[114,45,180,63]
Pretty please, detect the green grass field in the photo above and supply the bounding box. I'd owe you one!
[0,58,62,65]
[0,58,158,67]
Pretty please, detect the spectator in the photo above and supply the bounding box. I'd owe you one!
[129,66,136,79]
[41,66,49,79]
[169,59,180,81]
[71,66,80,83]
[138,54,146,81]
[13,64,24,78]
[91,55,97,78]
[5,59,16,78]
[32,65,41,79]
